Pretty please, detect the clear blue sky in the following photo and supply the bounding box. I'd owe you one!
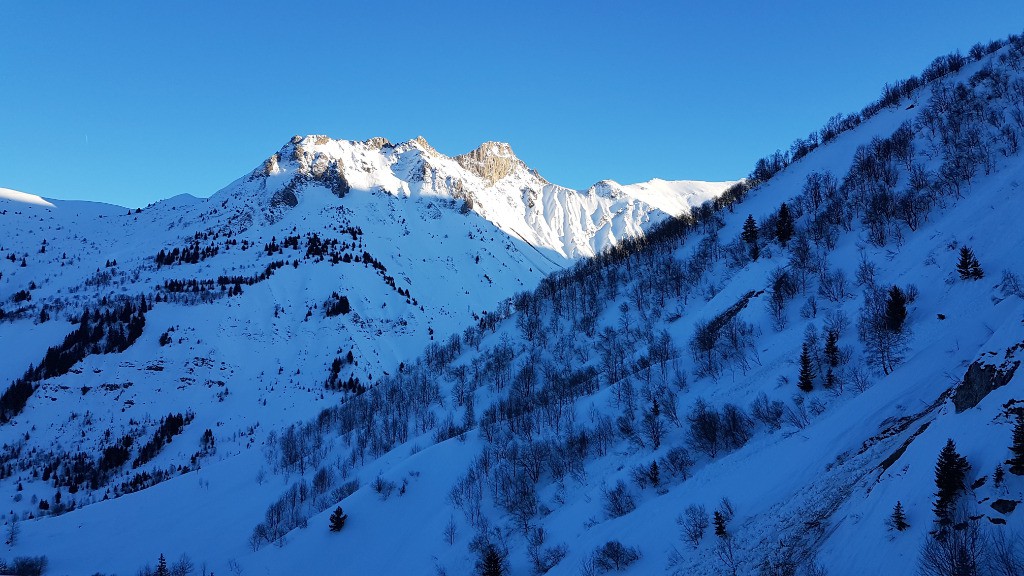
[2,2,1022,207]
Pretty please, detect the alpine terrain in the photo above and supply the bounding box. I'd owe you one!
[3,32,1024,576]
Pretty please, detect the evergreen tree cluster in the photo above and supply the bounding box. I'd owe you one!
[154,239,220,267]
[133,412,195,469]
[324,292,352,317]
[325,352,364,393]
[0,297,148,422]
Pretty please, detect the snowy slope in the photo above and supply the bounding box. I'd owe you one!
[5,36,1024,576]
[23,38,1016,576]
[0,136,731,573]
[0,188,55,209]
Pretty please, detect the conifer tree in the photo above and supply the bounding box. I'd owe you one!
[798,342,815,393]
[955,247,971,277]
[1009,414,1024,475]
[824,367,837,390]
[742,215,760,261]
[890,501,909,531]
[933,439,970,528]
[649,460,660,487]
[884,285,908,333]
[156,554,170,576]
[713,511,728,537]
[776,202,794,247]
[823,329,840,368]
[994,464,1006,488]
[329,506,348,532]
[478,544,505,576]
[956,246,984,280]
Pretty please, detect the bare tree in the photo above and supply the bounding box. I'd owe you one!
[603,480,636,518]
[721,403,754,450]
[988,529,1024,576]
[688,399,722,458]
[679,504,709,547]
[751,392,784,431]
[919,513,988,576]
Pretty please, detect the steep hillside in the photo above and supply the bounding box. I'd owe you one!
[0,136,729,573]
[11,33,1019,576]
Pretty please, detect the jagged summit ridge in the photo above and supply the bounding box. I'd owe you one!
[226,133,733,258]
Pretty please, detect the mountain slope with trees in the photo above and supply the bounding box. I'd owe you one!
[3,31,1024,576]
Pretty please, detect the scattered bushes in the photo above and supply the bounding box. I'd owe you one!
[591,540,641,573]
[602,481,636,518]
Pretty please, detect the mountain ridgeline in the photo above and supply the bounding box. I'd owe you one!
[1,31,1024,576]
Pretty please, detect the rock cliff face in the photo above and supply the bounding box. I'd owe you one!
[363,136,392,150]
[454,141,530,186]
[256,137,351,208]
[952,342,1023,412]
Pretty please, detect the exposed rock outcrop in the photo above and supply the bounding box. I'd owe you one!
[455,141,525,186]
[992,499,1019,514]
[364,136,392,150]
[260,137,351,204]
[952,356,1020,413]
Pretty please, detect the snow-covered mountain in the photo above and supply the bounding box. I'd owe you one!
[0,135,730,573]
[227,134,733,259]
[5,34,1024,576]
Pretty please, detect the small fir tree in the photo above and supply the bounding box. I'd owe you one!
[329,506,348,532]
[156,554,170,576]
[713,511,728,537]
[1009,414,1024,475]
[776,202,794,247]
[956,246,984,280]
[890,501,909,531]
[798,342,815,393]
[994,464,1006,488]
[649,461,660,487]
[933,439,970,528]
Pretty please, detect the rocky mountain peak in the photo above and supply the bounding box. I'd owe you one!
[454,141,527,186]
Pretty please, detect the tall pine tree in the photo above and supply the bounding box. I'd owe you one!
[933,439,970,529]
[884,285,908,333]
[742,215,760,261]
[798,342,815,392]
[1009,414,1024,475]
[776,202,794,247]
[823,329,840,368]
